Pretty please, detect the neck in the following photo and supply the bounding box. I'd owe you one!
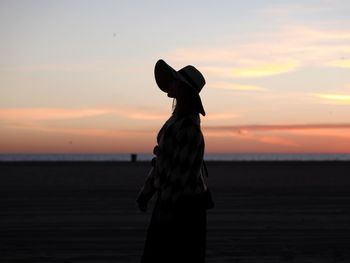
[173,96,197,116]
[173,106,196,117]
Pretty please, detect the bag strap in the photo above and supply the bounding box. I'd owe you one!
[203,160,209,178]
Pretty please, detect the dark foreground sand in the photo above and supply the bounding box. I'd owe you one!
[1,161,350,263]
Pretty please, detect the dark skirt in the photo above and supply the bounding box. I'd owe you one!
[141,193,207,263]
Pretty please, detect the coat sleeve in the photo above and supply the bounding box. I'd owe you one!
[161,122,204,203]
[136,165,157,204]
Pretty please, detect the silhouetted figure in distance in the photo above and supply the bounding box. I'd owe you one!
[137,59,214,263]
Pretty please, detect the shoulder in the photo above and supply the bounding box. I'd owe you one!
[178,115,201,129]
[175,115,202,144]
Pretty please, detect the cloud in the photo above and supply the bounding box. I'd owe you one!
[169,48,299,78]
[0,107,244,124]
[204,125,301,147]
[0,61,143,74]
[237,133,301,148]
[0,107,171,122]
[285,128,350,139]
[205,112,239,120]
[202,63,298,78]
[4,122,153,139]
[125,111,169,120]
[0,107,166,140]
[229,63,298,78]
[0,108,115,121]
[166,25,350,79]
[258,136,300,147]
[0,107,241,139]
[209,81,267,92]
[204,123,350,143]
[204,122,350,148]
[204,123,350,133]
[325,59,350,68]
[311,93,350,104]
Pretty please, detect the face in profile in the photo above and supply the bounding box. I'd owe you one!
[167,80,178,98]
[167,80,187,99]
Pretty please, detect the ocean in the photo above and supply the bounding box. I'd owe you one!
[1,153,350,162]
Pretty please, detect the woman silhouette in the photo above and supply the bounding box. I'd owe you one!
[137,59,213,263]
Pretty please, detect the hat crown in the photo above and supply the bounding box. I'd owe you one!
[178,66,206,93]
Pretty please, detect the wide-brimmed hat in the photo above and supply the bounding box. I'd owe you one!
[154,59,206,116]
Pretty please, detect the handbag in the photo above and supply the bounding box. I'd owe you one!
[180,161,214,210]
[155,159,215,211]
[195,187,214,210]
[201,161,214,209]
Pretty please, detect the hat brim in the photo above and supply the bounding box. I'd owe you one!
[154,59,206,116]
[154,59,177,93]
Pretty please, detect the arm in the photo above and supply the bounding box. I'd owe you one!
[136,149,158,211]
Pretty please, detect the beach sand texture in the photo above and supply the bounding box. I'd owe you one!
[1,161,350,262]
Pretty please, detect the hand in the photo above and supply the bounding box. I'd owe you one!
[136,194,149,212]
[153,145,159,155]
[137,200,148,212]
[151,157,157,167]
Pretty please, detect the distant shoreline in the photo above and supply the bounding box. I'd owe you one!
[1,153,350,162]
[1,160,350,164]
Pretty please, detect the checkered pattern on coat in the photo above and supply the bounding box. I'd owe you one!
[137,114,208,206]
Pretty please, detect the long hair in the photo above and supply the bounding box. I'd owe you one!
[172,98,177,113]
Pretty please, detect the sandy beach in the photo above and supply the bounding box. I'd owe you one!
[1,161,350,262]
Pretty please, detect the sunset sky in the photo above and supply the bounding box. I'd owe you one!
[1,0,350,153]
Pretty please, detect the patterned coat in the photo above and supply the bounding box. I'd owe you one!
[137,114,208,207]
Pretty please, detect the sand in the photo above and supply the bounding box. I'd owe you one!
[1,161,350,262]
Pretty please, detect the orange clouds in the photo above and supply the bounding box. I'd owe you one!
[0,125,154,153]
[0,107,170,124]
[0,107,239,125]
[0,107,158,153]
[0,107,243,153]
[205,123,350,132]
[204,112,238,120]
[203,123,350,153]
[126,112,168,120]
[0,108,115,121]
[1,108,350,153]
[311,93,350,105]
